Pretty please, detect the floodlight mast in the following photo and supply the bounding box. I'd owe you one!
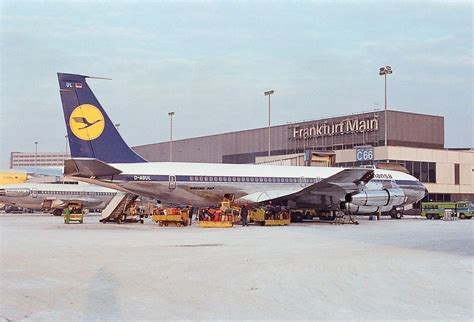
[264,90,275,156]
[379,66,393,147]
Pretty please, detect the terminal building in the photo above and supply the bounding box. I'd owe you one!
[133,110,474,203]
[10,152,70,168]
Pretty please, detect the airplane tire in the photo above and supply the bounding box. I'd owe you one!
[290,211,303,223]
[394,212,402,219]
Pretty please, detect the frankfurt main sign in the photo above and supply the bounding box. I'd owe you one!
[291,114,379,140]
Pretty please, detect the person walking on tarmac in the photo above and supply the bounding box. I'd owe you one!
[241,204,249,226]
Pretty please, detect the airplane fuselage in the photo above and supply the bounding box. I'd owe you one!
[0,183,117,210]
[74,162,426,211]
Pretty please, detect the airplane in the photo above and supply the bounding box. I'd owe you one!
[0,182,118,216]
[0,170,28,184]
[57,72,428,219]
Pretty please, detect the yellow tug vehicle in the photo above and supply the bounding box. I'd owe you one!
[249,207,291,226]
[152,208,190,227]
[63,203,84,224]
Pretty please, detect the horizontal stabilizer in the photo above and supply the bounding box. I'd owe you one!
[64,158,122,178]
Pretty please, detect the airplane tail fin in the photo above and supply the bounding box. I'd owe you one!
[57,73,146,163]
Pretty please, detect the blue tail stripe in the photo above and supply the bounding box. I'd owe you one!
[58,73,146,163]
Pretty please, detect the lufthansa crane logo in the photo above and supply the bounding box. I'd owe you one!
[69,104,105,140]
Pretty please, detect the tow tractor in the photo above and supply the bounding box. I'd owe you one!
[63,203,84,224]
[249,207,291,226]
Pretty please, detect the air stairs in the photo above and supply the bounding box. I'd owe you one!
[100,192,138,223]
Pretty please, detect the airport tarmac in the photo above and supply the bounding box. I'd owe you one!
[1,213,472,320]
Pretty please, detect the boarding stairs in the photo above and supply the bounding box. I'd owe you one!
[100,192,138,223]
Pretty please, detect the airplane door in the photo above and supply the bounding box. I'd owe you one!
[31,188,37,198]
[169,175,176,190]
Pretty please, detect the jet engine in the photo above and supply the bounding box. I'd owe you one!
[345,188,406,207]
[341,202,393,214]
[0,188,30,197]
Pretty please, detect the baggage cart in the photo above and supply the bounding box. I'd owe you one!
[249,207,290,226]
[152,208,189,227]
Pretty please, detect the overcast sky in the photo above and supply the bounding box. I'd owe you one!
[1,0,472,168]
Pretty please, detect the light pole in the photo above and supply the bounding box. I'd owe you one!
[379,66,393,146]
[34,141,38,166]
[168,112,175,162]
[264,90,274,156]
[65,135,69,156]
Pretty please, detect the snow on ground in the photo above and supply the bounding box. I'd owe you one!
[1,214,472,320]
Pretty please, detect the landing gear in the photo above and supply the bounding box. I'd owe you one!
[290,211,303,223]
[389,209,403,219]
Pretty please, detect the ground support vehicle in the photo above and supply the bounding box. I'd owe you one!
[421,201,474,220]
[100,194,140,224]
[218,199,241,223]
[63,205,84,224]
[289,209,337,222]
[5,205,25,213]
[199,220,233,228]
[198,208,233,228]
[334,213,359,225]
[64,211,84,224]
[249,208,291,226]
[152,208,189,227]
[122,207,145,224]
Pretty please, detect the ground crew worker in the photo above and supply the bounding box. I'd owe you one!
[63,206,72,223]
[241,204,249,226]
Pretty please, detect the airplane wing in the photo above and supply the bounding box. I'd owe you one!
[237,168,374,207]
